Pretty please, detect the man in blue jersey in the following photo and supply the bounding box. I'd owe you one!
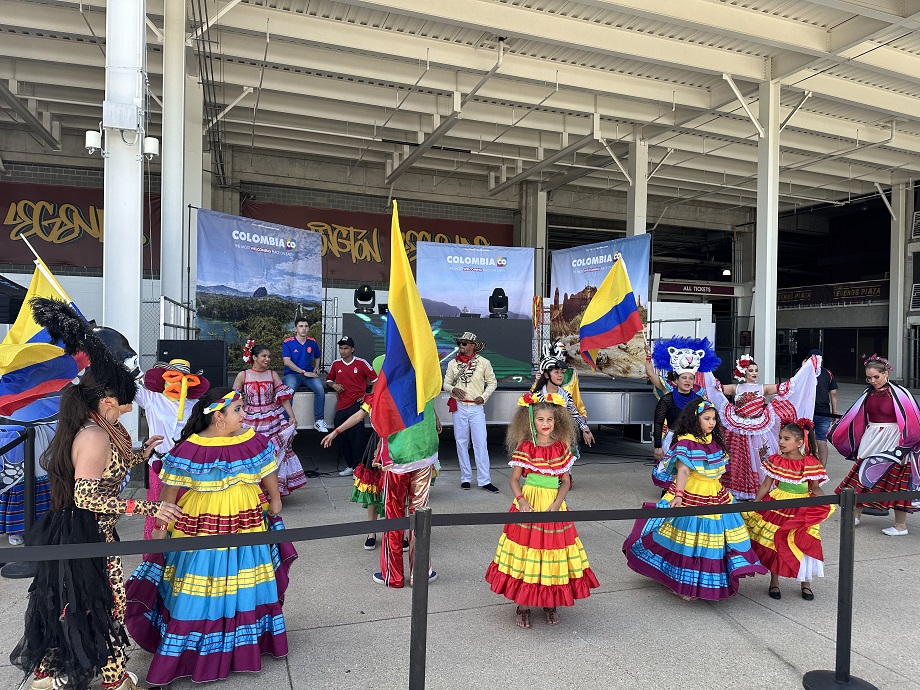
[282,317,328,432]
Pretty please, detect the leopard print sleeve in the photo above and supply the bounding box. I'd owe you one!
[74,478,161,517]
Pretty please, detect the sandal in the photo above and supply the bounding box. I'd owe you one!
[543,607,560,625]
[800,586,815,601]
[515,606,531,629]
[768,586,781,600]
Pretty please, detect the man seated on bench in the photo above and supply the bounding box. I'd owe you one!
[282,316,328,432]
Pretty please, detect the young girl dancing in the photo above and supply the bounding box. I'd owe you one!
[623,400,767,601]
[744,420,833,601]
[125,387,297,686]
[485,393,599,628]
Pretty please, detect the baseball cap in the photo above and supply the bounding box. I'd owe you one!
[337,336,355,347]
[807,348,822,357]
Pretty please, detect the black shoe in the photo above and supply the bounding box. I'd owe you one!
[481,483,500,493]
[768,586,781,600]
[461,482,471,490]
[364,535,376,550]
[402,538,410,552]
[861,507,890,517]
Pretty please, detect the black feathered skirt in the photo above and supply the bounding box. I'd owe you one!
[10,507,127,690]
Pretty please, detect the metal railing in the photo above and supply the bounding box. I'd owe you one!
[1,474,915,689]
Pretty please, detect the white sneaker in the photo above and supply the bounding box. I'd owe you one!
[854,517,860,526]
[881,526,908,536]
[314,420,329,433]
[8,534,24,545]
[338,467,354,477]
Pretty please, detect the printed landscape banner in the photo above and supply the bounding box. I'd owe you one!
[549,234,651,378]
[196,210,322,366]
[416,242,534,319]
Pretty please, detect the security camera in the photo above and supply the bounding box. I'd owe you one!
[85,129,102,155]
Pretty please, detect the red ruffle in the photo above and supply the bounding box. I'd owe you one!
[484,562,599,607]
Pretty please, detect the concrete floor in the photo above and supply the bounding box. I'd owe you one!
[0,382,917,690]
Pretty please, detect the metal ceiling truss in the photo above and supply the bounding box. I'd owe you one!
[4,0,920,210]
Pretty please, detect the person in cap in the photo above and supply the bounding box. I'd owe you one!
[805,349,838,467]
[443,331,499,493]
[326,336,377,478]
[282,316,328,432]
[135,358,210,539]
[11,298,182,690]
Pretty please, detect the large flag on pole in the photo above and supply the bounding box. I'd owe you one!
[370,201,442,437]
[579,253,643,370]
[0,259,85,416]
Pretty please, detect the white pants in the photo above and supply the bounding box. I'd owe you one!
[453,404,491,485]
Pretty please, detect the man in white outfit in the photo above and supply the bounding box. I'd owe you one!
[443,331,499,492]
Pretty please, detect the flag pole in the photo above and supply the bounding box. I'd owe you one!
[19,236,71,303]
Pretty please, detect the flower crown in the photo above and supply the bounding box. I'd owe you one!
[242,339,256,364]
[733,354,754,381]
[862,353,893,372]
[517,392,566,408]
[696,399,716,415]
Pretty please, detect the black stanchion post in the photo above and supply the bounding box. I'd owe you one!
[2,427,39,579]
[802,488,879,690]
[408,507,432,690]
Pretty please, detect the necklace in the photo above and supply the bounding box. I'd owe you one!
[89,410,134,462]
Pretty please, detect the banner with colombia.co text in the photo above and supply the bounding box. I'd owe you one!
[416,242,534,320]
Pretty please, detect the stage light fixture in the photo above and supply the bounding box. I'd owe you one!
[354,284,376,314]
[488,287,508,319]
[722,268,732,277]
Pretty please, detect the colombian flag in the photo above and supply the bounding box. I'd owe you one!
[579,254,643,370]
[0,260,84,417]
[370,202,441,438]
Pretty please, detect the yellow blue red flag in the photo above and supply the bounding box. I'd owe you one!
[579,254,643,370]
[0,260,85,416]
[370,201,441,437]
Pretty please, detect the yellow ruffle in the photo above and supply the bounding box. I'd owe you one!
[163,562,278,597]
[491,535,592,584]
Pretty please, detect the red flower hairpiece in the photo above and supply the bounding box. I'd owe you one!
[242,339,256,364]
[795,417,814,431]
[733,354,753,381]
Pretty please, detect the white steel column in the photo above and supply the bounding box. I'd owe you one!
[519,181,548,296]
[159,0,186,303]
[627,138,649,235]
[753,81,780,384]
[183,78,204,310]
[889,183,907,376]
[103,0,146,435]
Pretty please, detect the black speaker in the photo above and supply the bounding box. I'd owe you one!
[157,340,228,387]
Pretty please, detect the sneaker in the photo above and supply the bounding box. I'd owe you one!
[338,467,354,477]
[364,535,376,550]
[410,570,438,586]
[480,483,500,493]
[402,538,410,552]
[460,482,471,490]
[8,534,24,546]
[881,526,908,536]
[314,420,329,433]
[372,572,385,585]
[30,675,69,690]
[105,672,140,690]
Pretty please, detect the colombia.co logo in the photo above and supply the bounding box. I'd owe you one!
[285,238,297,250]
[496,256,507,267]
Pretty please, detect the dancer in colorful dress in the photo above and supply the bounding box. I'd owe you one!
[744,420,833,601]
[704,354,818,500]
[233,342,306,496]
[11,298,182,690]
[485,393,599,628]
[623,400,767,601]
[832,354,920,536]
[125,387,297,686]
[135,358,210,538]
[648,337,719,489]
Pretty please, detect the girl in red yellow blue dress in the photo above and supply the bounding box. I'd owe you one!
[623,400,767,601]
[743,420,833,601]
[485,393,599,629]
[125,388,297,686]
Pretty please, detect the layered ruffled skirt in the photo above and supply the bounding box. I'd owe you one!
[243,406,306,496]
[485,473,599,607]
[125,482,297,685]
[624,472,767,600]
[743,487,834,581]
[351,432,383,516]
[0,475,51,535]
[836,422,920,512]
